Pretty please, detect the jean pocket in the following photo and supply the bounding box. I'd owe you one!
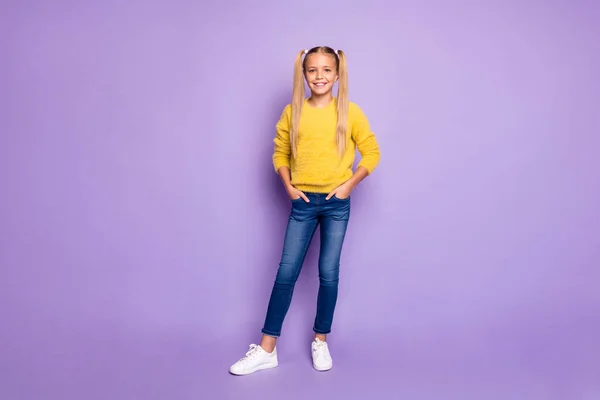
[333,194,350,201]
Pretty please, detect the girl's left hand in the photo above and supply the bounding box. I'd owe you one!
[326,183,351,200]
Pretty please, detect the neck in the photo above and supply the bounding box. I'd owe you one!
[308,93,334,108]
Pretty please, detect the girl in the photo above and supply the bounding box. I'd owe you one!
[230,46,380,375]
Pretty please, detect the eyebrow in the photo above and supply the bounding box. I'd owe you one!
[306,66,333,68]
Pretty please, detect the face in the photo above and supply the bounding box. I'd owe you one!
[303,53,338,96]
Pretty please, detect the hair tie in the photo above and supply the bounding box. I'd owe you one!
[303,49,308,54]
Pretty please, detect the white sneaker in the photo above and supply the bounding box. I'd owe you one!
[229,344,278,376]
[311,338,333,371]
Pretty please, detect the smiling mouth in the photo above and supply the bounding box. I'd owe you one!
[313,82,327,87]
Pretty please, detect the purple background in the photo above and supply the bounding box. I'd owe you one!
[2,1,599,399]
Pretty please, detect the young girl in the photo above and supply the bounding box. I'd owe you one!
[230,46,380,375]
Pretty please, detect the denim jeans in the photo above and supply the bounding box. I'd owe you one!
[261,192,351,337]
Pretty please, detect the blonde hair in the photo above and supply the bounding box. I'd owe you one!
[290,46,348,158]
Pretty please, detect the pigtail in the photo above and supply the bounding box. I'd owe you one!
[290,50,306,159]
[335,49,349,157]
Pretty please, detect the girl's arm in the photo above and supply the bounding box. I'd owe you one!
[343,166,370,191]
[326,105,380,199]
[325,166,370,200]
[273,105,310,202]
[273,105,292,173]
[276,166,308,202]
[352,107,381,175]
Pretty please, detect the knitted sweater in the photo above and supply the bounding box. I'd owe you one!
[272,98,380,193]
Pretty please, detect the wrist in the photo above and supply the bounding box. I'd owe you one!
[345,167,369,191]
[343,180,357,191]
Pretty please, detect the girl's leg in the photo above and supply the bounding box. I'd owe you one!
[259,334,278,353]
[309,196,350,372]
[313,197,351,338]
[261,199,318,343]
[230,199,318,376]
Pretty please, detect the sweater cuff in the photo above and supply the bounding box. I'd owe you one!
[273,158,290,172]
[357,160,377,175]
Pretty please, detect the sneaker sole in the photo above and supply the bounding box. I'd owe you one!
[229,361,279,376]
[312,362,332,372]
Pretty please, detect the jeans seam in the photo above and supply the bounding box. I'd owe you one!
[261,328,280,337]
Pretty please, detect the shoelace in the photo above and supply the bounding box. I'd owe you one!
[312,340,329,359]
[238,344,261,365]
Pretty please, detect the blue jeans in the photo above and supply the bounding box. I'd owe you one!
[262,192,351,337]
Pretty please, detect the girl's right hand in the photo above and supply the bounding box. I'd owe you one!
[287,185,309,203]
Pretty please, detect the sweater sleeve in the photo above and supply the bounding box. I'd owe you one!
[351,104,381,174]
[272,105,292,172]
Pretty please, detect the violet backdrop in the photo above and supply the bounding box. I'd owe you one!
[1,0,599,399]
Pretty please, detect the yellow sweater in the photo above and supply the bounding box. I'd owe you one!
[273,98,380,193]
